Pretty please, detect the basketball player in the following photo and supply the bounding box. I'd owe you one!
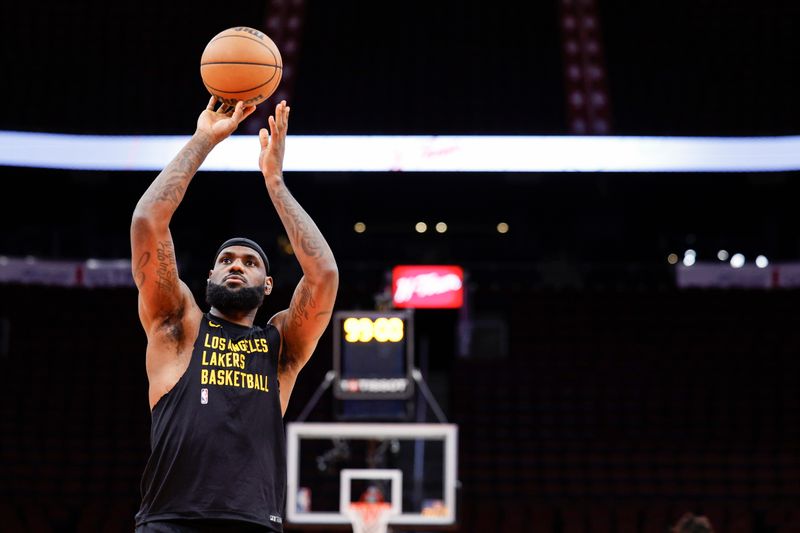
[131,97,339,532]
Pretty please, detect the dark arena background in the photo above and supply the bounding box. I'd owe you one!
[2,1,800,532]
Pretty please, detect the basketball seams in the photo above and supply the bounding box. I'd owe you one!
[202,68,281,94]
[205,34,280,65]
[201,61,282,68]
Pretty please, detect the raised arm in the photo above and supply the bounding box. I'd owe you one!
[260,102,339,394]
[131,98,256,331]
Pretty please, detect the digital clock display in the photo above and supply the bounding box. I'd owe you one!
[333,310,414,400]
[342,316,404,343]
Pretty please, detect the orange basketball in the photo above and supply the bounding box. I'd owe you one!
[200,27,283,107]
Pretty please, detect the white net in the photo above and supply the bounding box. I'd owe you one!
[346,502,393,533]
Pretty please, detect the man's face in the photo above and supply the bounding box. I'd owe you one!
[206,245,271,313]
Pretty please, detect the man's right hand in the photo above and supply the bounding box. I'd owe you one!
[196,96,257,145]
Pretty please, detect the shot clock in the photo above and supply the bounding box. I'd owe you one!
[332,310,414,400]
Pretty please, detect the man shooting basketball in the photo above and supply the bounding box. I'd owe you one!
[131,97,339,532]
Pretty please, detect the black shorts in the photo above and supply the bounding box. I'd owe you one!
[135,519,274,533]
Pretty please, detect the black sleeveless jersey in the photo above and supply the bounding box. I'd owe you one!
[136,313,285,531]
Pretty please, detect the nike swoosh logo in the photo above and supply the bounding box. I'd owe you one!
[208,321,221,328]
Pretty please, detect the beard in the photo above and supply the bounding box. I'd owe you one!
[206,281,265,313]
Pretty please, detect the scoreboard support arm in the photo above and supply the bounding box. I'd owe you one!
[411,369,448,424]
[296,370,336,423]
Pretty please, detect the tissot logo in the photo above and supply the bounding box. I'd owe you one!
[392,265,464,308]
[340,378,409,393]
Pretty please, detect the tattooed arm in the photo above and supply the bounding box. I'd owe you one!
[131,97,256,331]
[131,97,256,409]
[261,101,339,413]
[131,134,208,332]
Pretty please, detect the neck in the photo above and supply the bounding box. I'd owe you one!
[209,307,257,327]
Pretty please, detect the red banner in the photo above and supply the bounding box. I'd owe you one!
[392,265,464,308]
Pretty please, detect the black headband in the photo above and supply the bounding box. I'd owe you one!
[215,237,270,274]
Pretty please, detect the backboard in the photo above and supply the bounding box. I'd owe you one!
[286,422,458,528]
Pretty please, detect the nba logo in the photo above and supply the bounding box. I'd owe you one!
[200,388,209,404]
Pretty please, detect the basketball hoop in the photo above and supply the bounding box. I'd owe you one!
[346,502,393,533]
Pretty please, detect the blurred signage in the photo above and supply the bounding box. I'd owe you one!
[0,257,134,287]
[676,262,800,289]
[392,265,464,308]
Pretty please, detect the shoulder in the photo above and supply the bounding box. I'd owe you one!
[258,315,282,344]
[267,309,288,335]
[145,300,203,349]
[138,279,201,333]
[267,309,294,368]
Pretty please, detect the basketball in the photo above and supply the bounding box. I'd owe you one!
[200,26,283,107]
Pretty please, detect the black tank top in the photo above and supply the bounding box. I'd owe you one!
[136,313,285,531]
